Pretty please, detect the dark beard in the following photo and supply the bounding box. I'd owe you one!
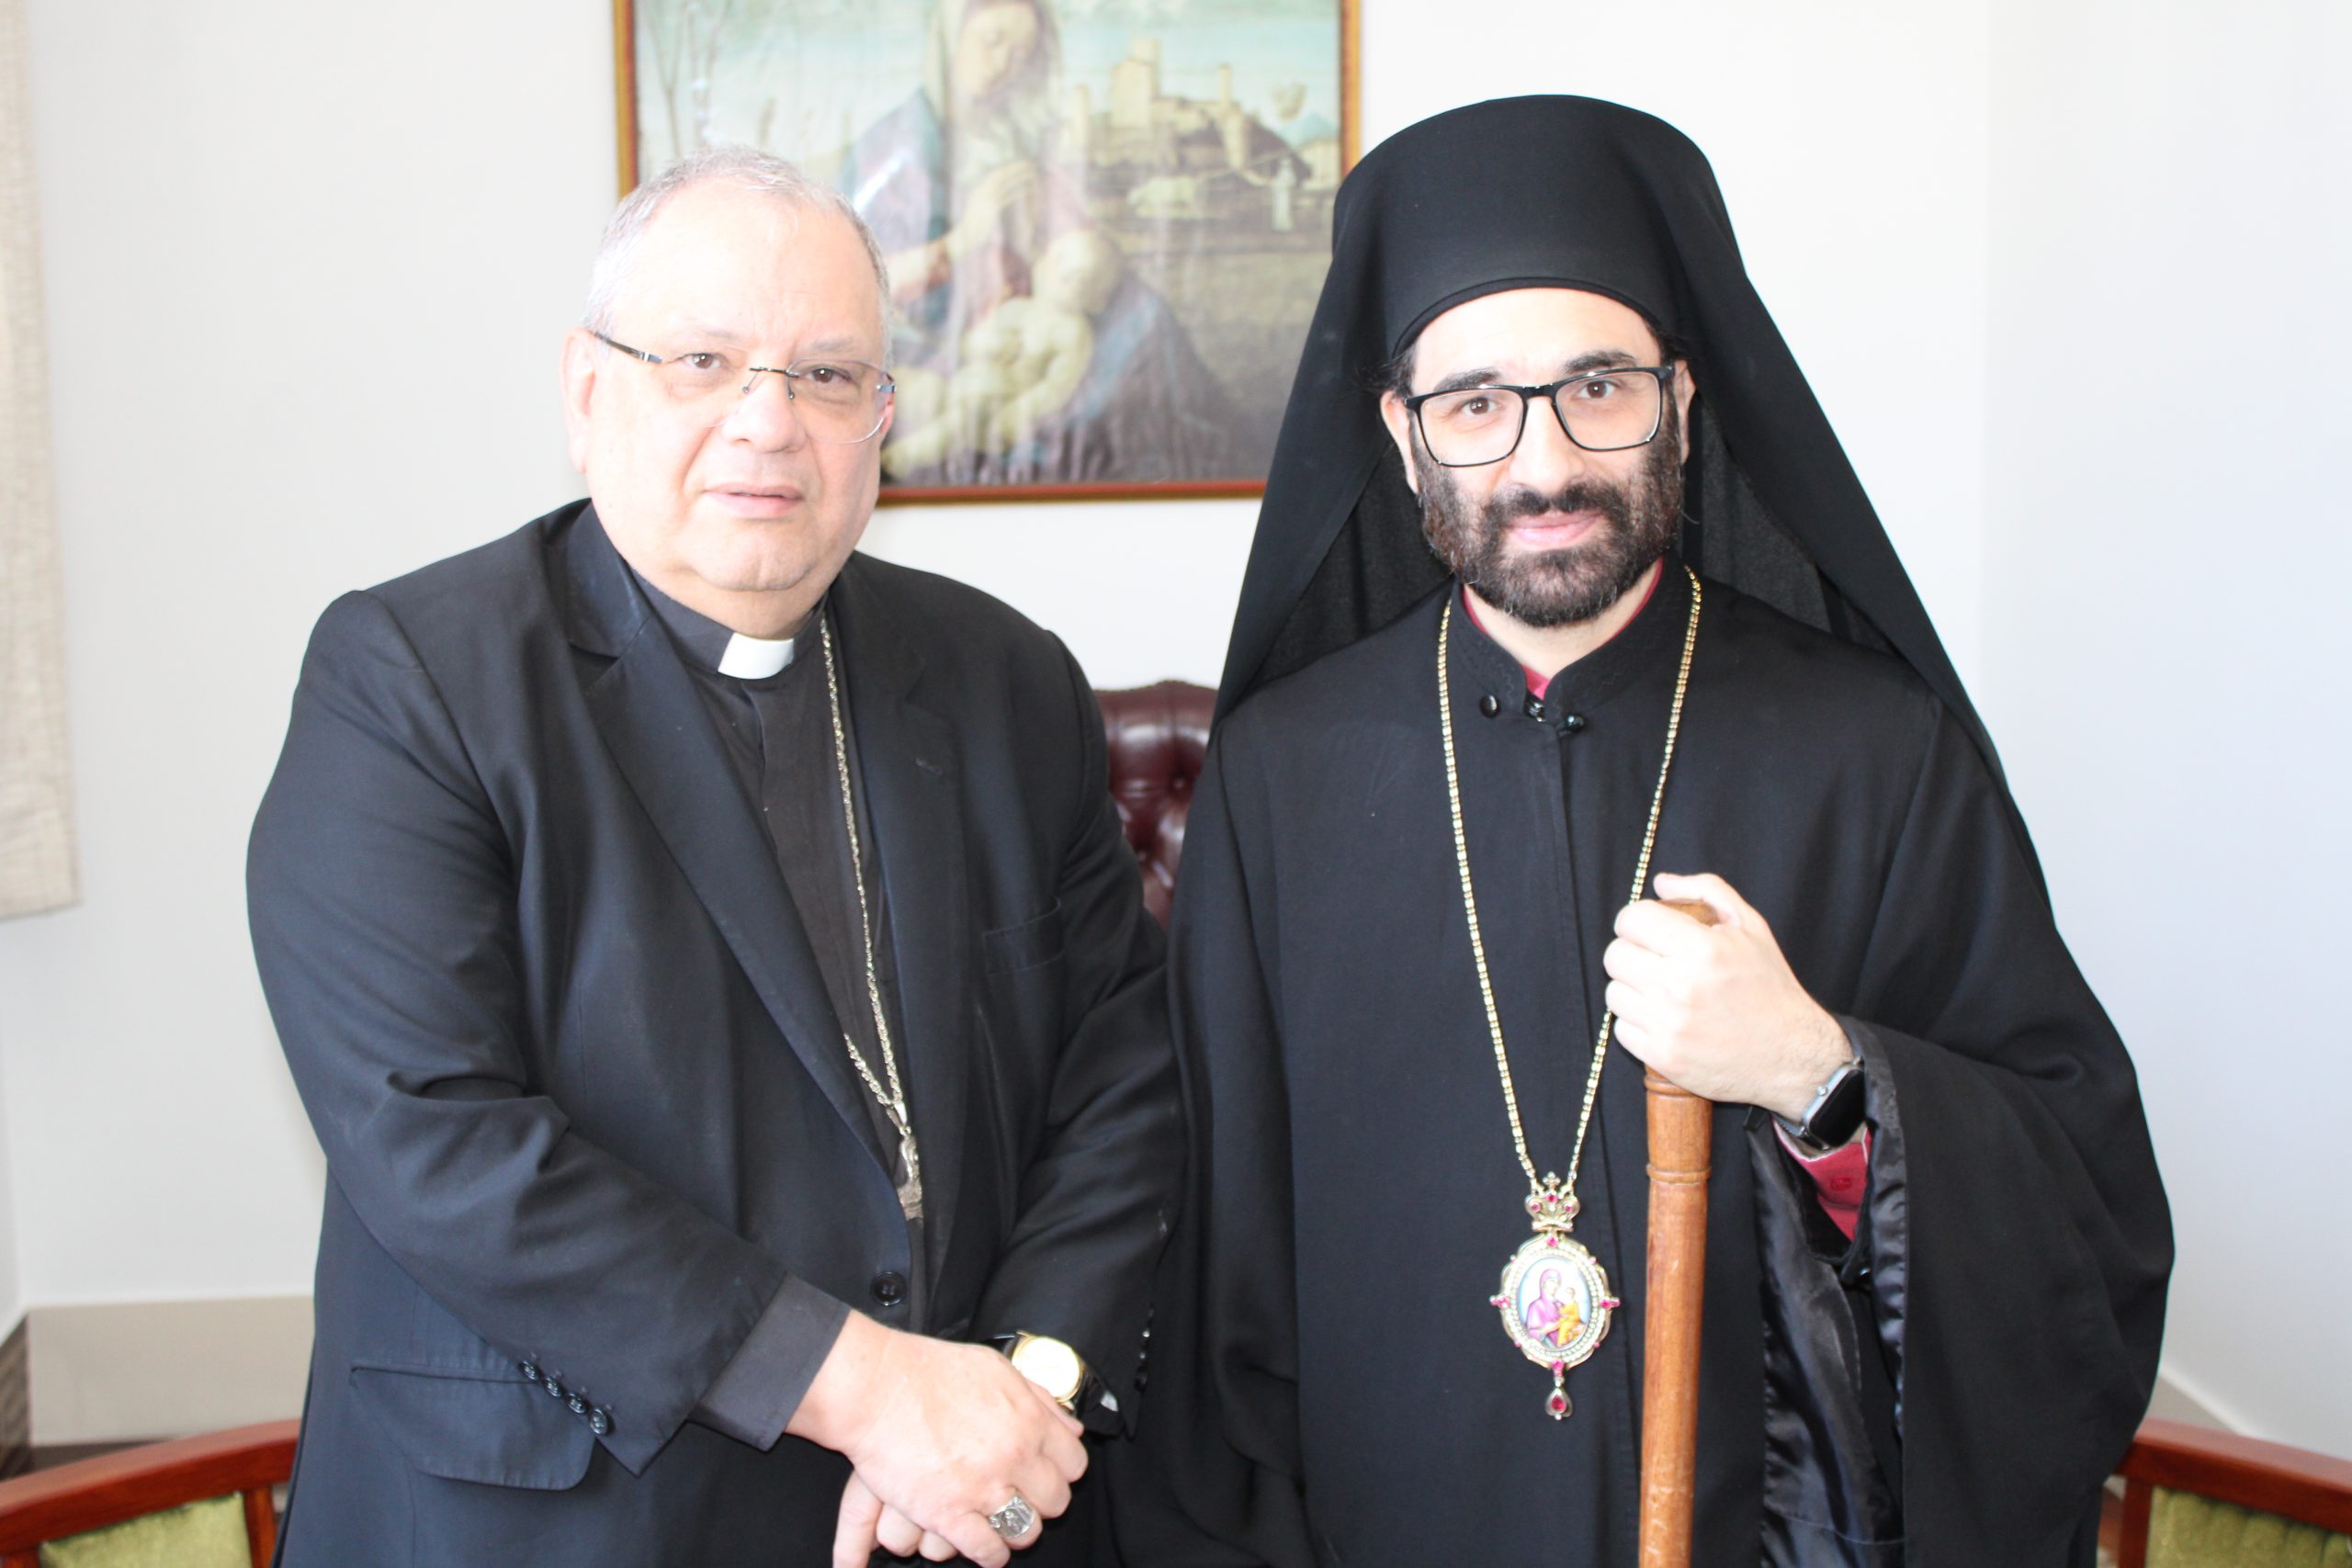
[1415,400,1684,628]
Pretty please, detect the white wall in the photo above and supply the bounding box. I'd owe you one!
[1,0,2344,1457]
[3,0,616,1308]
[863,499,1257,687]
[1980,1,2352,1455]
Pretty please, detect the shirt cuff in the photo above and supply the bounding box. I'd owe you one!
[691,1275,852,1450]
[1777,1125,1872,1243]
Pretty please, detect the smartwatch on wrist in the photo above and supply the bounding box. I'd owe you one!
[1777,1054,1867,1150]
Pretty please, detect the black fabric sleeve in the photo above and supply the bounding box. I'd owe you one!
[1112,728,1317,1568]
[968,639,1183,1434]
[690,1277,852,1449]
[248,592,844,1476]
[1751,1031,1905,1566]
[1839,705,2170,1566]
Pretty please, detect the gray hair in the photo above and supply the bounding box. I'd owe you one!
[582,144,893,354]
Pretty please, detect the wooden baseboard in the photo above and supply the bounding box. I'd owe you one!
[27,1439,156,1472]
[0,1319,26,1479]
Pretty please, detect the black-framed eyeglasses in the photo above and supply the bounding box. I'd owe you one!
[1402,365,1677,468]
[591,331,895,445]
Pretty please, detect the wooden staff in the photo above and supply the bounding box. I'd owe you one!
[1637,901,1717,1568]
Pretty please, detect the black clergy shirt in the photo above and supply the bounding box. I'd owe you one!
[633,571,929,1440]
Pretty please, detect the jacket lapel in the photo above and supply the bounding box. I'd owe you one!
[831,559,973,1277]
[558,510,896,1179]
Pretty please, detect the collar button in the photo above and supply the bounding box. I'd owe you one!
[1477,694,1500,718]
[1561,713,1588,734]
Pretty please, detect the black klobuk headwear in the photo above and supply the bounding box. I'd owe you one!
[1218,95,2000,791]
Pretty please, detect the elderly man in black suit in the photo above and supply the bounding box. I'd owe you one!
[247,145,1179,1567]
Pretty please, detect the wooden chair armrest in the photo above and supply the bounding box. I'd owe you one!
[2118,1416,2352,1534]
[0,1419,299,1554]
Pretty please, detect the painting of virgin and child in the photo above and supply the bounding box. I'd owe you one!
[622,0,1351,495]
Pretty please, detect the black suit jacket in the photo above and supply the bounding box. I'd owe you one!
[249,503,1180,1565]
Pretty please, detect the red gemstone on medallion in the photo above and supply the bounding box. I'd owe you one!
[1546,1393,1569,1416]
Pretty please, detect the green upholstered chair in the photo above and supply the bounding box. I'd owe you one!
[0,1421,295,1568]
[2111,1417,2352,1568]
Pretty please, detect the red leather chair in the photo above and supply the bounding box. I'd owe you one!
[1095,681,1214,928]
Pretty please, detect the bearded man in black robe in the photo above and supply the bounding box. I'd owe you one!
[1116,96,2171,1568]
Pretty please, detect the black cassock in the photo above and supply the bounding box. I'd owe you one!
[1128,562,2169,1568]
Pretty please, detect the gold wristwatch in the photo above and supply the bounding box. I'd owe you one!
[995,1332,1094,1413]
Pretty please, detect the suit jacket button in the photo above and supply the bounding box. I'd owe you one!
[871,1271,907,1306]
[568,1395,588,1416]
[519,1360,541,1383]
[544,1376,568,1400]
[590,1406,612,1436]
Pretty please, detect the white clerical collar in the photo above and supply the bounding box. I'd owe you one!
[625,561,809,680]
[717,631,798,680]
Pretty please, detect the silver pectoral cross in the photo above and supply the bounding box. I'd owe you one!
[895,1125,924,1220]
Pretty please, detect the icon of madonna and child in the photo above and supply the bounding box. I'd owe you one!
[1494,1235,1612,1373]
[1526,1269,1584,1350]
[628,0,1338,489]
[827,0,1330,490]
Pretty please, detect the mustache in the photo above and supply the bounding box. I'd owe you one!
[1487,480,1631,526]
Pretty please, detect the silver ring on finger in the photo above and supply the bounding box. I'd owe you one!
[988,1491,1038,1541]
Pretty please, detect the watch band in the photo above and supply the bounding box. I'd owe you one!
[1779,1054,1867,1149]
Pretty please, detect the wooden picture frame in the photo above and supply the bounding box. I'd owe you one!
[613,0,1359,503]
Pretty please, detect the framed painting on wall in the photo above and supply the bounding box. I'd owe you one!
[614,0,1358,502]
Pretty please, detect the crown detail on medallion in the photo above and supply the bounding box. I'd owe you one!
[1524,1174,1580,1232]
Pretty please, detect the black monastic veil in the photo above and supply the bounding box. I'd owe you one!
[1221,96,1956,753]
[1118,96,2171,1568]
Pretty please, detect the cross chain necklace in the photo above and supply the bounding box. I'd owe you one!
[820,616,923,1221]
[1437,565,1701,1418]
